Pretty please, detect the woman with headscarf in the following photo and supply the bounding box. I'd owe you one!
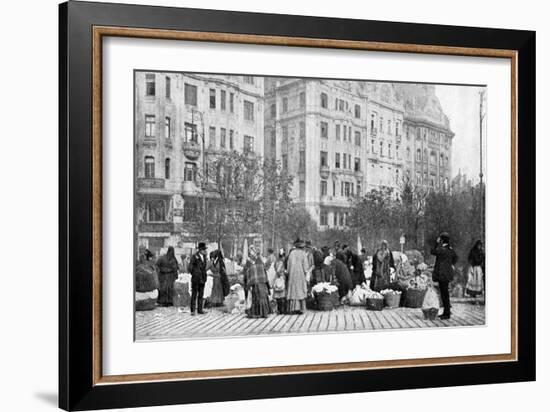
[370,240,395,292]
[155,246,179,306]
[243,245,272,318]
[466,240,485,297]
[285,238,310,314]
[208,250,230,307]
[332,252,354,298]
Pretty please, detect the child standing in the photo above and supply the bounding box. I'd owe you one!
[273,250,287,314]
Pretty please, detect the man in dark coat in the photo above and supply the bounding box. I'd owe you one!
[188,242,208,315]
[431,232,458,320]
[346,249,367,287]
[332,253,353,298]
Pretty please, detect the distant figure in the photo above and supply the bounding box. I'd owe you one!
[155,246,179,306]
[359,248,369,266]
[188,242,208,315]
[273,249,287,314]
[466,240,485,298]
[209,250,230,307]
[243,245,272,318]
[286,238,310,314]
[346,249,367,287]
[180,253,190,274]
[310,245,326,285]
[431,232,458,320]
[370,240,395,291]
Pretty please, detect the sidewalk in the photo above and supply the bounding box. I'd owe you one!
[135,302,485,340]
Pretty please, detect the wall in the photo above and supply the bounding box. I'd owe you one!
[0,0,546,411]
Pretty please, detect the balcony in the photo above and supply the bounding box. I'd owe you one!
[319,164,330,179]
[354,169,364,178]
[138,222,175,234]
[182,180,200,195]
[182,141,201,160]
[370,128,378,137]
[137,178,165,190]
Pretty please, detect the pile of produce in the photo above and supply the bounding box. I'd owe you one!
[407,273,429,291]
[364,290,384,300]
[380,289,402,308]
[349,285,369,306]
[311,282,339,295]
[380,289,402,296]
[224,284,247,314]
[365,290,384,311]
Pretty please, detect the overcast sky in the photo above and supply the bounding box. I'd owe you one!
[435,84,487,181]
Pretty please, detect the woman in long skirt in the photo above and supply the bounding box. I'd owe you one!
[208,250,230,306]
[370,240,395,292]
[243,245,272,318]
[466,240,485,297]
[155,246,179,306]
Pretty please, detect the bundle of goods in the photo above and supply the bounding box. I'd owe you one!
[172,273,191,308]
[365,290,384,311]
[403,274,429,308]
[404,250,424,267]
[311,282,339,311]
[135,262,159,311]
[224,284,247,314]
[380,289,402,308]
[349,285,369,306]
[421,286,441,320]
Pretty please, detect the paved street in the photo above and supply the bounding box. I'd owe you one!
[135,301,485,340]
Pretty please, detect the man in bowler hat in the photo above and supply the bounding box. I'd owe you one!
[188,242,208,315]
[431,232,458,320]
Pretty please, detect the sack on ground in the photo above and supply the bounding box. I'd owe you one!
[349,286,368,306]
[422,287,440,310]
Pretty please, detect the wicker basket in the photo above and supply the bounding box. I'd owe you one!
[315,291,335,311]
[403,288,427,308]
[384,293,401,308]
[422,307,439,320]
[330,291,341,308]
[366,297,384,311]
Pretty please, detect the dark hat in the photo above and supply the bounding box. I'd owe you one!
[197,242,207,250]
[294,238,305,248]
[439,232,450,242]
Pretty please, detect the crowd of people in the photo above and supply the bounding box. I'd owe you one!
[137,233,485,320]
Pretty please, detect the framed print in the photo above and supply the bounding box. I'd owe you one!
[59,1,536,410]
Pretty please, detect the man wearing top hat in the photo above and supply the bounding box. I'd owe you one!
[431,232,458,320]
[188,242,208,315]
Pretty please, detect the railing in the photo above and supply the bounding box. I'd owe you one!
[137,178,165,189]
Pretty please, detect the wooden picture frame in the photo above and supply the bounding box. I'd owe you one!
[59,1,535,410]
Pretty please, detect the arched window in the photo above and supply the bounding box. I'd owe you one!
[430,151,437,165]
[144,156,155,178]
[416,149,421,162]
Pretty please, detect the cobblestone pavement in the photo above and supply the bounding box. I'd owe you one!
[135,302,485,340]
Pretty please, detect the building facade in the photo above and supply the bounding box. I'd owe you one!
[264,79,454,229]
[135,72,264,256]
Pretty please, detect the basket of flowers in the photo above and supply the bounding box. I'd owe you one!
[365,290,384,311]
[380,289,402,308]
[403,273,429,308]
[312,282,339,311]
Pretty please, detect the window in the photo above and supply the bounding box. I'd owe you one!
[183,199,199,222]
[184,122,197,143]
[184,83,197,106]
[282,97,288,113]
[299,151,305,171]
[342,125,347,141]
[343,154,347,169]
[282,126,289,142]
[165,76,171,99]
[379,117,384,132]
[334,212,338,226]
[270,103,276,118]
[440,153,444,166]
[320,209,328,226]
[370,114,375,130]
[416,149,421,162]
[220,128,226,148]
[220,90,226,111]
[424,149,428,163]
[299,92,306,108]
[339,211,345,226]
[354,157,361,172]
[320,180,328,196]
[184,162,196,181]
[396,169,400,184]
[209,127,216,148]
[282,154,288,170]
[244,135,254,152]
[165,158,170,179]
[339,99,345,111]
[144,156,155,178]
[430,151,437,165]
[299,180,305,200]
[145,115,156,138]
[209,89,216,109]
[146,199,165,222]
[164,117,171,139]
[357,182,361,197]
[371,139,375,154]
[379,141,384,156]
[321,93,328,108]
[388,119,392,134]
[145,74,155,96]
[229,130,234,149]
[243,76,254,84]
[321,122,328,138]
[270,129,276,147]
[388,143,392,158]
[340,182,344,197]
[336,125,340,140]
[406,147,410,159]
[395,121,400,136]
[396,145,400,159]
[320,151,328,167]
[230,93,235,113]
[244,100,254,121]
[335,153,340,169]
[354,131,361,146]
[300,121,305,139]
[335,98,338,110]
[354,104,361,118]
[333,180,336,196]
[349,154,352,169]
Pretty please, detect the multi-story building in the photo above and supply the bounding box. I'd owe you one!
[265,79,454,229]
[135,72,264,255]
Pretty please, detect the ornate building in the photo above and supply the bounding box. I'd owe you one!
[135,72,264,255]
[264,79,454,229]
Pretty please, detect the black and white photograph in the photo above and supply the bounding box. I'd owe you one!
[134,72,487,340]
